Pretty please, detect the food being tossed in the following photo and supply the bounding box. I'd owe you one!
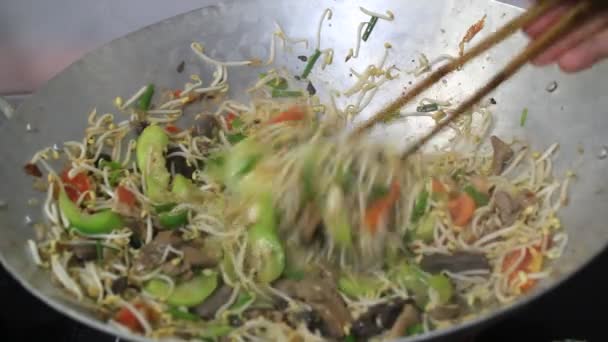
[23,6,571,341]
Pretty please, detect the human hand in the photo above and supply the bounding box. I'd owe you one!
[524,1,608,73]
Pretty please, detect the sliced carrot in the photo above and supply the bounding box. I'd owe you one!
[225,112,237,130]
[502,246,543,293]
[364,182,400,234]
[172,89,182,98]
[447,193,476,226]
[267,106,306,124]
[432,178,447,194]
[165,124,181,134]
[115,304,144,332]
[60,168,92,202]
[116,185,137,207]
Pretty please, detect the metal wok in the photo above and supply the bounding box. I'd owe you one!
[0,0,607,341]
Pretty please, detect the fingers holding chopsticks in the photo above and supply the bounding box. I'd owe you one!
[524,0,608,73]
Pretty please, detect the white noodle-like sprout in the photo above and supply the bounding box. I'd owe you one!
[315,9,332,51]
[117,299,152,335]
[191,42,253,66]
[359,6,395,21]
[51,255,83,300]
[120,85,148,110]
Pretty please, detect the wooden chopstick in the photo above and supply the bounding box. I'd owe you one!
[349,0,564,138]
[398,0,595,159]
[348,0,601,160]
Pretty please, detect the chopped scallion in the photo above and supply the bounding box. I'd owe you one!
[96,240,103,262]
[271,89,304,98]
[520,108,529,127]
[416,103,439,112]
[301,49,321,79]
[362,16,379,42]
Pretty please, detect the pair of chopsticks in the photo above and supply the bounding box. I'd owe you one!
[350,0,605,159]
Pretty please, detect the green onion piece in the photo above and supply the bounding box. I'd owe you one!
[463,185,489,206]
[345,334,356,342]
[137,84,155,111]
[406,323,424,336]
[362,16,379,42]
[229,291,254,311]
[98,160,122,170]
[96,240,103,262]
[226,132,246,144]
[271,89,304,98]
[411,190,429,223]
[301,49,321,79]
[369,184,389,202]
[108,170,122,186]
[416,103,439,112]
[520,108,529,127]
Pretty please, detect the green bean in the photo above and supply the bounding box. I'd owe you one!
[247,194,285,283]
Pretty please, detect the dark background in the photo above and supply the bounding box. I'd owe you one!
[1,250,605,342]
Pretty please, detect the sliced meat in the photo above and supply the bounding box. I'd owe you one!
[166,147,194,179]
[516,189,537,208]
[194,284,234,319]
[160,260,192,279]
[24,163,43,177]
[429,303,461,321]
[111,276,129,294]
[181,239,222,268]
[387,304,420,339]
[494,190,521,226]
[420,252,491,273]
[490,136,514,175]
[351,298,408,339]
[71,244,98,261]
[134,231,182,271]
[194,114,220,139]
[275,274,351,338]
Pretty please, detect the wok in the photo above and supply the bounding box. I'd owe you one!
[0,0,607,341]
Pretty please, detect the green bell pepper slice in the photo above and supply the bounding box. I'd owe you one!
[199,323,233,340]
[136,125,171,203]
[223,138,265,191]
[390,262,453,306]
[58,190,123,235]
[145,271,219,307]
[415,211,437,243]
[338,273,383,297]
[248,194,285,283]
[323,185,352,248]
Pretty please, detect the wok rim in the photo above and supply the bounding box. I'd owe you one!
[0,2,603,341]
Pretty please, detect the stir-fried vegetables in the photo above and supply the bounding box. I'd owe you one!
[23,7,571,342]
